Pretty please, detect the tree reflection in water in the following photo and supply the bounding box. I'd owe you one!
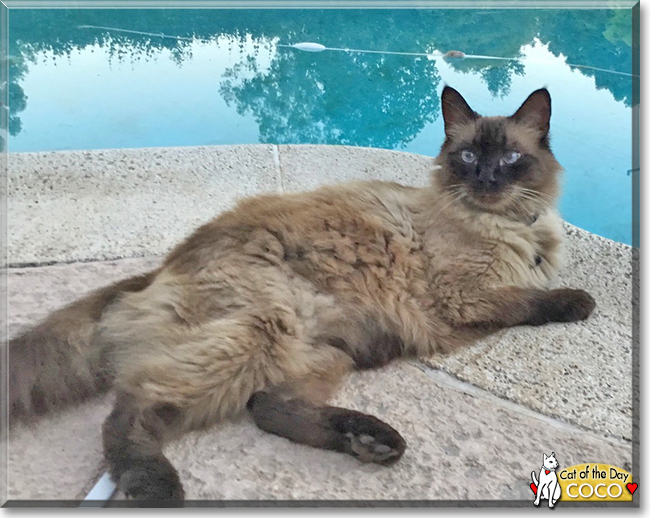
[7,8,633,148]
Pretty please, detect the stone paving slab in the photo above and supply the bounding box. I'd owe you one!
[8,146,281,265]
[8,396,113,501]
[8,145,435,266]
[277,144,433,192]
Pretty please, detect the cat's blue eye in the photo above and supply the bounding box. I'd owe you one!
[501,151,521,165]
[461,150,476,163]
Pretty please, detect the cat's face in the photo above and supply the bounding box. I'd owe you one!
[435,86,561,217]
[543,452,559,470]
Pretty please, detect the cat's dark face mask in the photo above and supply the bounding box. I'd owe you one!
[435,86,560,216]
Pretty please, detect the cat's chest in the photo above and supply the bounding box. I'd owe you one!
[489,213,564,288]
[426,211,564,290]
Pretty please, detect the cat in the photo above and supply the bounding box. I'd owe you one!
[532,452,562,507]
[8,86,596,502]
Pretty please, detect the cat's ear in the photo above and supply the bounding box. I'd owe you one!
[544,453,548,460]
[441,86,479,137]
[511,88,551,137]
[551,452,555,457]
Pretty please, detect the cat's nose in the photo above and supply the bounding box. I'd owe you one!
[476,168,497,185]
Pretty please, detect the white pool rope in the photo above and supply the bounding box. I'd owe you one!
[279,42,637,78]
[79,472,117,507]
[277,41,515,61]
[77,24,198,42]
[76,25,637,78]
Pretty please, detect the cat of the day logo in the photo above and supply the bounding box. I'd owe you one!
[530,453,636,507]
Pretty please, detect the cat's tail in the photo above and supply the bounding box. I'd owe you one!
[9,270,158,423]
[531,471,538,486]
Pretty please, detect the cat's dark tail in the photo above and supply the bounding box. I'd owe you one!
[9,270,158,423]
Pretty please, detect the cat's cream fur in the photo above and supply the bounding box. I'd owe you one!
[104,177,563,426]
[9,87,595,501]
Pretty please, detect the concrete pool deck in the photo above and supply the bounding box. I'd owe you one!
[5,145,635,504]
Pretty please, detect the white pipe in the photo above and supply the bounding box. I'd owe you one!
[79,472,117,507]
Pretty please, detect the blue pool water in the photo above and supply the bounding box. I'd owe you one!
[7,9,635,243]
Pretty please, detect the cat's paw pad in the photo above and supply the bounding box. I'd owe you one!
[345,431,405,464]
[550,288,596,322]
[331,413,407,465]
[119,461,185,503]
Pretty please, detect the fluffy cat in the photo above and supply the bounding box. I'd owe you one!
[8,86,596,502]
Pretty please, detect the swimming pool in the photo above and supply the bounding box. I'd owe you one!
[7,8,635,244]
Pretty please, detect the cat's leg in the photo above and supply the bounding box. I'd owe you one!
[101,302,355,501]
[103,392,185,503]
[248,390,406,465]
[448,287,595,330]
[517,288,595,327]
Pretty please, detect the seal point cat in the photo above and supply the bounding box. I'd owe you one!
[9,86,595,502]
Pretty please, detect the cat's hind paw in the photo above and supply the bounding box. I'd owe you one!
[119,459,185,505]
[330,412,407,465]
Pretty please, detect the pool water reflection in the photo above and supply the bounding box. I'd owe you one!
[6,9,634,243]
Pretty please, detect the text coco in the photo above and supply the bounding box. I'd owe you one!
[563,483,624,499]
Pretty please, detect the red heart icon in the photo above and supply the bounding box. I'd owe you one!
[530,482,538,495]
[627,483,638,495]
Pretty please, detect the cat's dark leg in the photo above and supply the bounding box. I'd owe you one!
[247,391,406,465]
[454,287,595,330]
[102,392,185,504]
[522,288,596,326]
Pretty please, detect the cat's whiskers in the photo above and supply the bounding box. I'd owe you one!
[503,188,551,222]
[518,187,555,205]
[517,192,551,213]
[431,185,468,220]
[503,190,530,217]
[515,187,554,213]
[519,192,553,205]
[516,191,544,205]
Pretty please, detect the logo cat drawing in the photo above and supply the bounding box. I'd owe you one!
[531,452,562,507]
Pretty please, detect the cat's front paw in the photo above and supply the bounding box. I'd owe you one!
[547,288,596,323]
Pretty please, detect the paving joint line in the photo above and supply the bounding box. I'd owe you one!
[408,360,632,447]
[272,144,285,194]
